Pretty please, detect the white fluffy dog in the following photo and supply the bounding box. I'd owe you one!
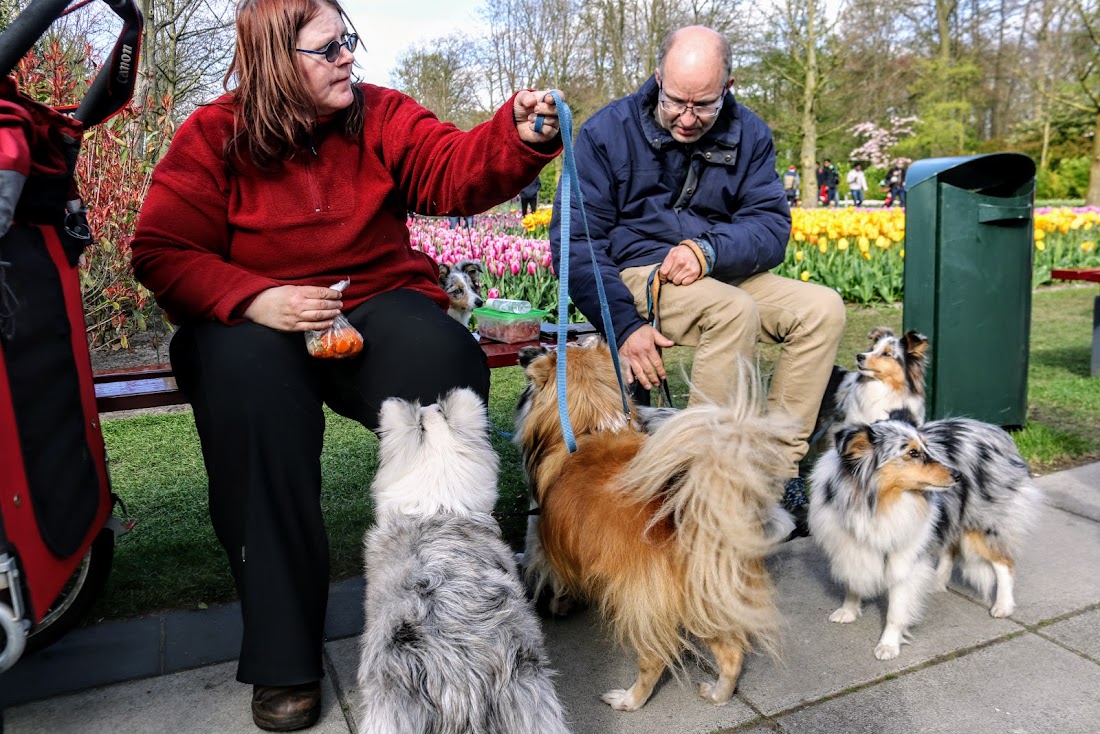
[356,388,571,734]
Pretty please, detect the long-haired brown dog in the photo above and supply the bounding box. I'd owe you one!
[514,338,797,712]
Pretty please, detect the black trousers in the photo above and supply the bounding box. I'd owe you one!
[520,195,538,216]
[170,289,490,685]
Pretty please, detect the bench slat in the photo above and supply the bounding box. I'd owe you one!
[94,334,567,413]
[1051,268,1100,284]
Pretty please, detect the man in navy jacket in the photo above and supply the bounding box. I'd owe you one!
[551,25,845,527]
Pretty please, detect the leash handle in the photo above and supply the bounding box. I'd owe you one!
[545,91,630,453]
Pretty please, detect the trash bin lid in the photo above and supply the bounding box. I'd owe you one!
[907,153,1035,195]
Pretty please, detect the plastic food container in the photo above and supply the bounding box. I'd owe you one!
[473,307,549,344]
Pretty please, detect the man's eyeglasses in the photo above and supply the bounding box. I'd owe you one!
[296,33,358,63]
[658,84,724,120]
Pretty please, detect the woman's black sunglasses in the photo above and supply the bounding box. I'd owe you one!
[296,33,358,63]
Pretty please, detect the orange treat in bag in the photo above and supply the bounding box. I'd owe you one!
[304,280,364,359]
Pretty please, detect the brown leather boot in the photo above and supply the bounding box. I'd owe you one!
[251,682,321,732]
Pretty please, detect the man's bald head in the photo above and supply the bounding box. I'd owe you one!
[657,26,732,81]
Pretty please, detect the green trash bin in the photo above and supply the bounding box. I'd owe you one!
[902,152,1036,428]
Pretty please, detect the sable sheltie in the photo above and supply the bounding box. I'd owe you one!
[514,339,797,711]
[438,258,484,327]
[356,388,570,734]
[820,327,929,445]
[809,417,1041,660]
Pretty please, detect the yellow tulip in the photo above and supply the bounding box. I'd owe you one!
[876,236,889,249]
[862,250,871,260]
[837,239,849,251]
[1082,241,1096,253]
[900,249,905,259]
[818,242,828,254]
[800,270,810,282]
[1033,228,1045,241]
[795,250,804,261]
[794,231,805,242]
[1035,240,1045,251]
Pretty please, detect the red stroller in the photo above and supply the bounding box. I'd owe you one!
[0,0,142,672]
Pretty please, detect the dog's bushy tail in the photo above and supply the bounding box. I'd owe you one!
[618,362,797,663]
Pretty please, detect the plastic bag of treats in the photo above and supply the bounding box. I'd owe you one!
[305,280,364,359]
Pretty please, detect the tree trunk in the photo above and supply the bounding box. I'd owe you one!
[800,0,819,208]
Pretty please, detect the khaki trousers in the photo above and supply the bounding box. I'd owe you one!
[621,267,846,476]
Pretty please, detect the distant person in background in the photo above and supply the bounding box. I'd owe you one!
[815,162,827,205]
[885,161,906,208]
[782,164,800,207]
[448,215,476,228]
[520,175,541,216]
[846,163,867,207]
[823,158,839,206]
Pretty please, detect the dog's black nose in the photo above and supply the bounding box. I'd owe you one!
[474,296,484,308]
[950,469,962,482]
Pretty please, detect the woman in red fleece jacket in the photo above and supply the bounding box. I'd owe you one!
[130,0,561,729]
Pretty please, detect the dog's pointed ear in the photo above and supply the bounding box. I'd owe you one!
[378,397,423,435]
[902,331,929,360]
[438,262,451,285]
[578,334,603,349]
[518,345,550,368]
[459,259,484,281]
[439,387,489,433]
[519,346,554,387]
[867,326,894,342]
[887,408,919,426]
[836,425,873,465]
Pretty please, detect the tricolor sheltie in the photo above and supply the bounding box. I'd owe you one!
[809,417,1041,660]
[514,339,797,711]
[438,259,484,328]
[821,327,929,444]
[356,388,570,734]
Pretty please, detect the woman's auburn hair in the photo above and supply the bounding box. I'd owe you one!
[224,0,364,170]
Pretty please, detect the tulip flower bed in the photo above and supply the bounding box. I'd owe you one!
[416,206,1100,318]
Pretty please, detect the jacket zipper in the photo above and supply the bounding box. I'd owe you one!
[305,144,321,213]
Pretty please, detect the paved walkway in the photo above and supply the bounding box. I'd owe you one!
[3,463,1099,733]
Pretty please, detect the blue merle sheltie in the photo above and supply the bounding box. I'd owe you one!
[819,327,929,446]
[809,416,1041,660]
[438,258,484,328]
[356,388,570,734]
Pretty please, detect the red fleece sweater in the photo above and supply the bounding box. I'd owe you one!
[131,85,559,324]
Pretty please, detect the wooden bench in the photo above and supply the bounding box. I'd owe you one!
[1051,268,1100,377]
[93,325,596,414]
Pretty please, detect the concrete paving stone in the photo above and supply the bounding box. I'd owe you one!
[325,636,363,732]
[735,536,1021,716]
[163,602,242,674]
[4,660,352,734]
[1040,608,1100,662]
[1036,463,1100,521]
[0,615,162,709]
[325,576,365,642]
[541,609,760,734]
[947,503,1100,625]
[774,633,1100,734]
[326,610,761,734]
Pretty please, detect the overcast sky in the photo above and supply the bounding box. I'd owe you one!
[339,0,486,86]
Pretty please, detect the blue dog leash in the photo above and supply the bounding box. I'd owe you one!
[535,93,630,452]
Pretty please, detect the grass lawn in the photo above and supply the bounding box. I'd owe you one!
[93,285,1100,622]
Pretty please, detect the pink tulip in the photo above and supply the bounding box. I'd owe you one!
[527,261,537,276]
[487,287,500,299]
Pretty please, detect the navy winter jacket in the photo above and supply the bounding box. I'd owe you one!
[550,76,791,347]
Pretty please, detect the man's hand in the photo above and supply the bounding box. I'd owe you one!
[514,90,561,144]
[658,243,704,286]
[620,325,675,390]
[243,285,344,332]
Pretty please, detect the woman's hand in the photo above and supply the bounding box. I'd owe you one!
[514,90,562,144]
[243,285,344,331]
